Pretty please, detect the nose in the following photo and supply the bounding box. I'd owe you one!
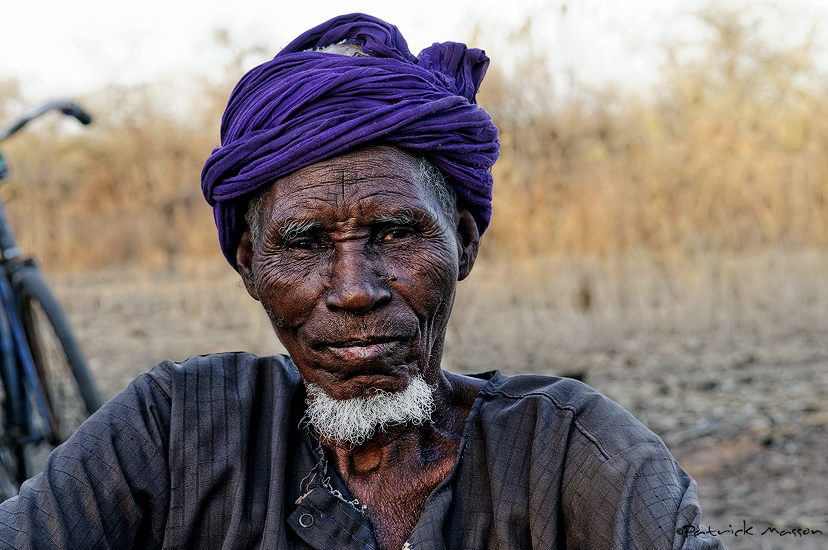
[325,245,391,314]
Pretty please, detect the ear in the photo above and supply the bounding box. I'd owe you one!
[454,205,480,281]
[236,228,260,301]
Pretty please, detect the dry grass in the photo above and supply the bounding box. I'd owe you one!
[477,5,828,259]
[44,247,828,399]
[445,248,828,374]
[0,81,224,271]
[42,245,828,550]
[0,6,824,276]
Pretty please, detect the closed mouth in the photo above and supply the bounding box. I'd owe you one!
[311,335,411,365]
[323,335,400,349]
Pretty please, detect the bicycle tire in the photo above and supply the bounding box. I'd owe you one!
[14,266,102,445]
[0,443,23,501]
[0,273,30,500]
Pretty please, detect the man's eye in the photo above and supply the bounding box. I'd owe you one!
[381,227,415,241]
[290,238,322,250]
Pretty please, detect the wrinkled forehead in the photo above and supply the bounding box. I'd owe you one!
[262,146,445,224]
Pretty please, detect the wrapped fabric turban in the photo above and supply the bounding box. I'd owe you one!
[201,13,500,269]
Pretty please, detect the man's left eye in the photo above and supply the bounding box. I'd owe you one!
[381,227,414,241]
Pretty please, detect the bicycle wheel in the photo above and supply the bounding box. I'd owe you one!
[14,265,102,445]
[0,278,28,500]
[0,442,23,501]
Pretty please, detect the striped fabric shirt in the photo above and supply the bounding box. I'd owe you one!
[0,353,724,549]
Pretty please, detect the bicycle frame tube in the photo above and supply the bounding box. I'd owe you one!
[0,290,22,425]
[0,271,55,440]
[0,201,20,260]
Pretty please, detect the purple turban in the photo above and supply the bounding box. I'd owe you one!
[201,13,500,269]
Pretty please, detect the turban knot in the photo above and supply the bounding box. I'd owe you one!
[201,13,500,269]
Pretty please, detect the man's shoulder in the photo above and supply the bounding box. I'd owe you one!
[478,371,624,417]
[143,352,304,402]
[477,371,664,458]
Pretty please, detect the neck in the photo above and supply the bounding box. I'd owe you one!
[319,371,478,475]
[324,413,453,478]
[314,371,486,550]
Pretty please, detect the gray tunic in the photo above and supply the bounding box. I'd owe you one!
[0,353,724,549]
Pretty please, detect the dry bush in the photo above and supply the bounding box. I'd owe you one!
[0,59,245,272]
[0,29,269,273]
[0,7,826,274]
[0,98,215,271]
[478,6,828,260]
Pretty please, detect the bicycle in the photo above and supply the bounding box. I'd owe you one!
[0,101,103,500]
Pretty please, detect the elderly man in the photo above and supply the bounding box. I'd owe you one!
[0,13,724,550]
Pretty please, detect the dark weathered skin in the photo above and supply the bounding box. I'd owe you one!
[236,145,486,550]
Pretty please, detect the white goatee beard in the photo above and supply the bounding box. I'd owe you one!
[302,375,435,446]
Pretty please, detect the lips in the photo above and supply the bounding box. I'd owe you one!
[309,333,414,371]
[322,335,399,349]
[326,341,401,362]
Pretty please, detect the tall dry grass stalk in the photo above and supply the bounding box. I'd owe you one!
[0,6,825,274]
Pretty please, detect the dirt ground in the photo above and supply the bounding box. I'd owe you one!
[48,250,828,550]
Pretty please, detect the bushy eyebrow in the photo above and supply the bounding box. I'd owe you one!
[273,208,434,241]
[276,218,320,241]
[371,208,427,226]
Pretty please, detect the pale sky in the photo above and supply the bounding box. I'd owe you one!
[1,0,827,102]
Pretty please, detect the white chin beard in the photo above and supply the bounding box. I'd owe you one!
[302,375,435,446]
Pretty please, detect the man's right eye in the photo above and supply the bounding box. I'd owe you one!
[290,238,322,250]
